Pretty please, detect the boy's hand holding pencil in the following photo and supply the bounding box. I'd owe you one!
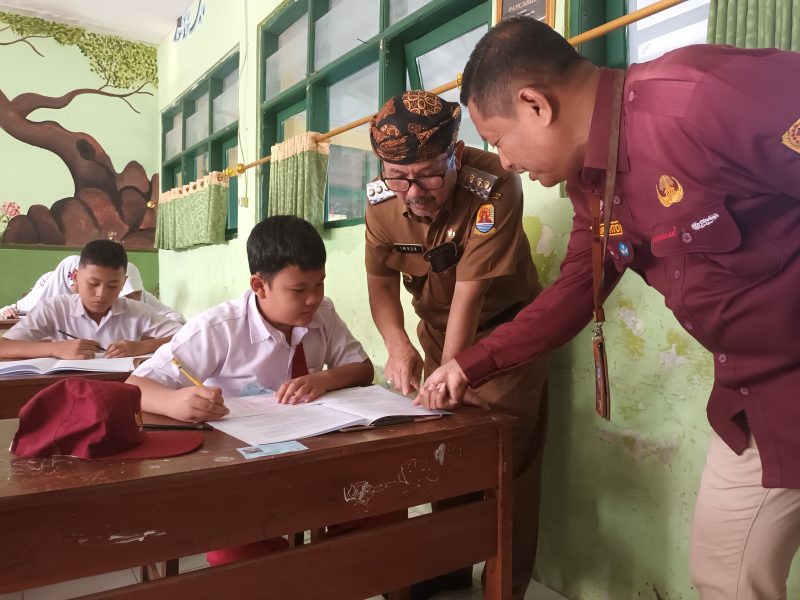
[168,357,229,422]
[50,337,103,360]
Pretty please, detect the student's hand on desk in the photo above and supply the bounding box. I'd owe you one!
[384,342,423,395]
[168,386,228,422]
[0,306,18,319]
[277,373,328,405]
[51,339,103,359]
[414,359,469,410]
[105,340,144,358]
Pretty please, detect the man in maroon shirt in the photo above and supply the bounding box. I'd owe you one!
[417,17,800,599]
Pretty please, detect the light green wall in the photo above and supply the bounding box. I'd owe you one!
[0,247,158,307]
[156,2,799,599]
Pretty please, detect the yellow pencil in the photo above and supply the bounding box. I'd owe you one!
[171,357,204,387]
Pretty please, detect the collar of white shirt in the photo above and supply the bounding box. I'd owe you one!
[244,290,321,348]
[68,293,129,320]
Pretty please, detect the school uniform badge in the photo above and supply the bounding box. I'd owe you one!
[656,174,684,208]
[473,203,495,235]
[781,118,800,155]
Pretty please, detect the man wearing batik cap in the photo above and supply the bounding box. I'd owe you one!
[365,90,549,599]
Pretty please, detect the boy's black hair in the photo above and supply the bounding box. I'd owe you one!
[79,239,128,271]
[461,16,584,116]
[247,215,326,281]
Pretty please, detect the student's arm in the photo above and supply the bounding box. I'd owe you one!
[126,374,228,422]
[277,358,374,404]
[0,338,102,359]
[105,336,172,358]
[367,272,423,394]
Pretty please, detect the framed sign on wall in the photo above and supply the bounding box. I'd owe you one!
[495,0,555,26]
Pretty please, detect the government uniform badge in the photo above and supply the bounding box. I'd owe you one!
[781,118,800,155]
[656,174,684,208]
[474,204,495,235]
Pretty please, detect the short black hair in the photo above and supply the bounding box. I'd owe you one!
[79,239,128,271]
[461,17,584,116]
[247,215,326,280]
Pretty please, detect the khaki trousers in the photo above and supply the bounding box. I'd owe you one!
[690,431,800,600]
[418,321,550,600]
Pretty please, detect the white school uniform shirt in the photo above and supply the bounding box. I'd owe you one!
[132,290,368,397]
[3,294,182,347]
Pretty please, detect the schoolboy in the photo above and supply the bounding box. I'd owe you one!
[0,240,181,359]
[128,215,374,423]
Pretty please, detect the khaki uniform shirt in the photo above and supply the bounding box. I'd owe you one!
[365,146,541,332]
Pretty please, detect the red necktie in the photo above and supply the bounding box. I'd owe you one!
[291,343,308,378]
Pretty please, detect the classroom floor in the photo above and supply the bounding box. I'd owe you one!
[2,505,568,600]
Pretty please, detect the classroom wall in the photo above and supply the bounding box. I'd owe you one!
[156,1,799,598]
[0,246,159,308]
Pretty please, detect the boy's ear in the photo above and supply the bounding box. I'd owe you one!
[250,274,268,298]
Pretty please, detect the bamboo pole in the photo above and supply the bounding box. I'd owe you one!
[220,0,688,179]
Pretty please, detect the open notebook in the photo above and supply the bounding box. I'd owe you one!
[0,357,136,376]
[208,385,449,446]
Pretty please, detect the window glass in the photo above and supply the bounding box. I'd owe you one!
[213,68,239,132]
[194,151,208,178]
[414,26,487,148]
[164,112,182,158]
[390,0,434,24]
[185,93,209,147]
[628,0,710,63]
[281,110,307,140]
[265,15,308,101]
[326,63,380,222]
[314,0,379,70]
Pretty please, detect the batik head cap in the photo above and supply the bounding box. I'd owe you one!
[370,91,462,165]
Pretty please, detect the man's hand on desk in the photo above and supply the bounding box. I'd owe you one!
[414,359,470,410]
[168,386,228,422]
[50,339,103,360]
[384,342,423,395]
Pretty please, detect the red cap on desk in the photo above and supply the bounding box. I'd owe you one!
[11,378,203,460]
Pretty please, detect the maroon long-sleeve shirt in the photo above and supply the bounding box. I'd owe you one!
[456,46,800,487]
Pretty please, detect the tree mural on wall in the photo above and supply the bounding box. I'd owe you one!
[0,13,159,248]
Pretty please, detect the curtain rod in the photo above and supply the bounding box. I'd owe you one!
[218,0,688,180]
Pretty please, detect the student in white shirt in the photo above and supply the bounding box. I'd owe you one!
[0,257,185,323]
[0,240,181,359]
[129,215,374,423]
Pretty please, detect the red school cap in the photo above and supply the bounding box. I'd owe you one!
[11,378,203,460]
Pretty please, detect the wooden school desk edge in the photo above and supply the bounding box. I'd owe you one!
[0,409,514,599]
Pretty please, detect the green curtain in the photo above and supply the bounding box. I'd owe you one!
[708,0,799,50]
[155,172,229,250]
[267,132,330,229]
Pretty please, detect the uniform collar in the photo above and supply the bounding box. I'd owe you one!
[581,68,630,181]
[69,293,125,319]
[245,290,319,346]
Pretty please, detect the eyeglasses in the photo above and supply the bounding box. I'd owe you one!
[381,154,456,192]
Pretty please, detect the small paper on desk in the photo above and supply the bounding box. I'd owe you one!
[208,385,449,446]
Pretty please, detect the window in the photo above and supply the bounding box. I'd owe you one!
[259,0,491,227]
[627,0,710,63]
[161,51,240,237]
[569,0,627,67]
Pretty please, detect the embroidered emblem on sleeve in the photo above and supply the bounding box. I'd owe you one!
[473,204,496,235]
[781,118,800,155]
[656,175,684,208]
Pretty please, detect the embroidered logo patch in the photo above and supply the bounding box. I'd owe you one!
[656,175,684,208]
[691,212,719,231]
[473,204,496,235]
[781,118,800,155]
[598,220,624,237]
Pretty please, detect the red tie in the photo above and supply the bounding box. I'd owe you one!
[291,343,308,378]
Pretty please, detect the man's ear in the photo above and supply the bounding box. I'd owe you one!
[453,140,466,170]
[250,274,268,298]
[518,86,554,127]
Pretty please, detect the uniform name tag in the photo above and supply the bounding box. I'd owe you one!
[393,243,425,254]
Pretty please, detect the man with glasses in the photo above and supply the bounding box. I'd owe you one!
[364,90,549,600]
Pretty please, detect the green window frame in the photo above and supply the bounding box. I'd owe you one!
[258,0,492,228]
[161,51,240,238]
[568,0,628,67]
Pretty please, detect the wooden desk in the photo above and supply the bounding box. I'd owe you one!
[0,318,19,333]
[0,409,512,599]
[0,371,130,419]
